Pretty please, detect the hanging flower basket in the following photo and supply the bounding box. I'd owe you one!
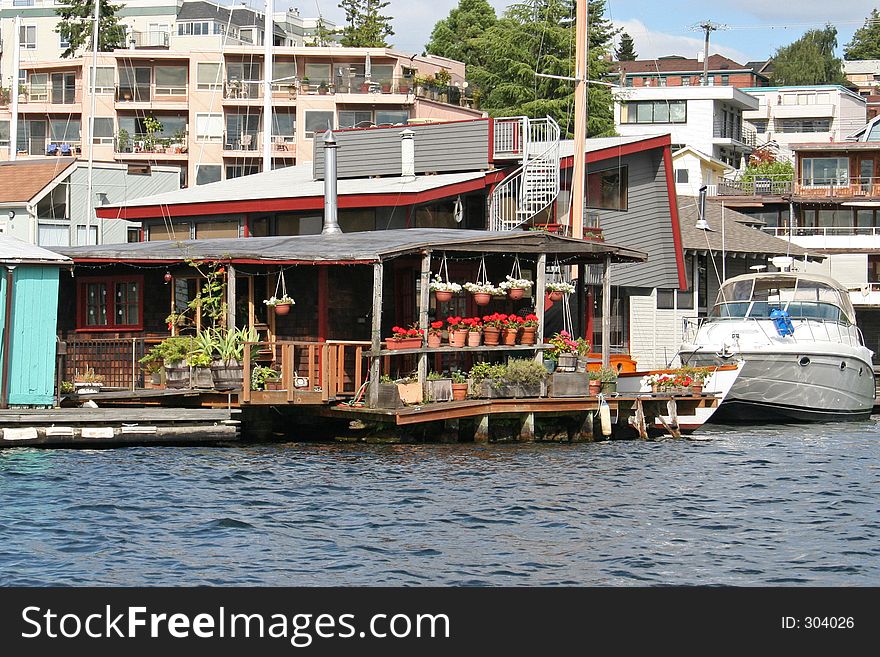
[265,271,294,316]
[546,281,575,302]
[429,256,461,304]
[463,282,503,306]
[499,260,533,301]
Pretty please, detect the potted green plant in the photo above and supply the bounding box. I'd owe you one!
[426,370,452,402]
[143,115,163,152]
[502,358,548,398]
[427,320,444,348]
[386,324,423,350]
[395,375,422,404]
[142,336,192,389]
[251,365,281,391]
[521,313,539,346]
[450,371,468,401]
[187,350,214,389]
[73,367,105,395]
[301,76,310,92]
[547,331,579,371]
[207,327,259,390]
[429,274,461,303]
[470,361,510,398]
[117,127,131,153]
[590,366,618,395]
[264,294,295,316]
[140,356,163,388]
[463,281,503,306]
[318,81,329,95]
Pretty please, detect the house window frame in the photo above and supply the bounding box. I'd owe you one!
[195,112,223,142]
[75,274,144,331]
[586,165,629,211]
[20,25,36,49]
[92,117,115,144]
[197,62,222,91]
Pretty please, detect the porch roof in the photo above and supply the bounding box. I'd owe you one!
[59,228,647,265]
[0,234,71,265]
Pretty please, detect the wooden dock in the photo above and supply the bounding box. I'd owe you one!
[0,407,240,448]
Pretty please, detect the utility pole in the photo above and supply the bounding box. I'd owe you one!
[693,20,724,86]
[263,0,274,173]
[84,0,100,244]
[9,15,21,162]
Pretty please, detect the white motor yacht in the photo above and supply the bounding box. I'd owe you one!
[679,272,875,422]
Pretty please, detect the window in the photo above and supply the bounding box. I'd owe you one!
[272,60,297,90]
[750,119,768,133]
[802,157,849,186]
[270,110,295,141]
[155,65,187,95]
[659,76,667,87]
[656,289,675,309]
[304,63,331,86]
[226,61,260,97]
[29,73,49,101]
[127,227,141,243]
[620,100,686,124]
[304,110,334,137]
[50,118,81,142]
[338,110,373,129]
[586,166,628,211]
[178,21,211,36]
[675,168,689,184]
[778,119,831,133]
[92,118,114,144]
[90,66,115,93]
[226,163,260,179]
[77,276,143,330]
[38,224,69,247]
[20,25,36,49]
[225,114,260,150]
[13,0,35,5]
[0,121,8,147]
[375,110,409,125]
[196,165,222,185]
[195,113,223,142]
[195,220,240,239]
[197,63,222,91]
[51,72,77,104]
[721,74,729,86]
[118,66,151,102]
[60,33,70,49]
[682,77,690,86]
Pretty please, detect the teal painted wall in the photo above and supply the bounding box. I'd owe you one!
[0,266,60,407]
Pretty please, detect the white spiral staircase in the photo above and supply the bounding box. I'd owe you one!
[489,116,561,232]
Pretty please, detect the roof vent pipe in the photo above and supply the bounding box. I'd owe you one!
[322,130,342,234]
[400,128,415,179]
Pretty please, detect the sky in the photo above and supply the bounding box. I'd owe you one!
[295,0,878,62]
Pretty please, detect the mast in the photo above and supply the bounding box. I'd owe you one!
[9,14,21,162]
[263,0,274,172]
[569,0,587,239]
[84,0,100,244]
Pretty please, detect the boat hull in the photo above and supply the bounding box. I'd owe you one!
[681,350,875,423]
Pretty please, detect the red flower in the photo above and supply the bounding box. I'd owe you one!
[525,314,538,322]
[431,321,444,329]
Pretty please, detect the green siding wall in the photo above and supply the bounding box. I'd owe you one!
[0,266,60,406]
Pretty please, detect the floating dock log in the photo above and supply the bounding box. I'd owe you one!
[0,408,240,448]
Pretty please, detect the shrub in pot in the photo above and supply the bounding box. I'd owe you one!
[450,371,469,401]
[211,327,259,389]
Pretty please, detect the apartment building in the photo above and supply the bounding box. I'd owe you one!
[843,59,880,120]
[741,85,867,160]
[613,84,758,182]
[0,41,478,188]
[608,54,770,89]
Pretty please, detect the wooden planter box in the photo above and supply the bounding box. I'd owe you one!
[211,361,244,389]
[549,372,588,398]
[479,380,546,399]
[164,362,189,389]
[376,383,403,409]
[396,381,423,404]
[426,378,453,402]
[191,366,214,389]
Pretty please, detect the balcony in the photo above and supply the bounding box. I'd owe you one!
[115,84,188,108]
[712,118,757,147]
[762,225,880,252]
[18,81,82,106]
[222,80,298,104]
[127,30,170,49]
[16,138,82,157]
[114,133,188,160]
[793,176,880,199]
[222,132,296,156]
[711,175,793,197]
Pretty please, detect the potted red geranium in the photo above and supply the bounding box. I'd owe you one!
[463,317,482,347]
[427,320,444,348]
[502,314,523,345]
[520,314,539,345]
[446,316,468,348]
[386,325,423,350]
[481,313,504,345]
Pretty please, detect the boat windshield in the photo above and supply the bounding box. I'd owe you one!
[709,276,855,324]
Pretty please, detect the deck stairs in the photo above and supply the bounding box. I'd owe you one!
[489,116,561,231]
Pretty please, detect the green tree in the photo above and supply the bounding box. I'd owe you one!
[771,25,845,86]
[338,0,394,47]
[426,0,497,66]
[615,32,637,61]
[55,0,126,58]
[473,0,617,137]
[844,9,880,60]
[306,17,339,47]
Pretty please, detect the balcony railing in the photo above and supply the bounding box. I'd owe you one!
[712,176,793,197]
[116,84,188,103]
[220,131,296,154]
[712,118,757,146]
[763,226,880,238]
[127,30,170,48]
[115,133,187,155]
[18,81,82,105]
[793,176,880,198]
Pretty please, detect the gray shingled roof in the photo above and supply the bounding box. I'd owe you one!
[677,198,818,260]
[178,1,285,36]
[59,228,647,265]
[0,235,71,265]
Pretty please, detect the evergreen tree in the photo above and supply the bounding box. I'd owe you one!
[844,9,880,60]
[426,0,497,65]
[55,0,126,58]
[338,0,394,47]
[615,32,637,61]
[473,0,617,137]
[771,25,845,86]
[306,17,338,47]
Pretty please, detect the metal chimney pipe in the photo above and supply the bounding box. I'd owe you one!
[400,128,415,178]
[322,130,342,234]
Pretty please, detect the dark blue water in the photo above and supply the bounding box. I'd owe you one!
[1,422,879,586]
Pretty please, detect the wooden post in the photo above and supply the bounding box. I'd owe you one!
[368,262,384,408]
[663,399,682,439]
[632,398,648,440]
[226,264,236,331]
[474,414,489,443]
[602,254,611,367]
[534,253,547,364]
[571,411,594,442]
[417,250,431,392]
[241,337,251,403]
[317,267,329,341]
[518,412,535,442]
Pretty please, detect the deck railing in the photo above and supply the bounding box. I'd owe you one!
[65,336,148,389]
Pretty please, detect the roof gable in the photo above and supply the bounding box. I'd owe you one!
[0,159,77,204]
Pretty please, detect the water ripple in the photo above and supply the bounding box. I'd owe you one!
[1,421,879,585]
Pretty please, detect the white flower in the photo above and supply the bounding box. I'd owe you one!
[546,281,576,294]
[429,275,462,293]
[499,275,533,290]
[463,281,504,295]
[264,295,295,306]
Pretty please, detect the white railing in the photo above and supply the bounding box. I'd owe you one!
[683,315,863,349]
[762,226,880,238]
[493,116,528,159]
[489,116,560,231]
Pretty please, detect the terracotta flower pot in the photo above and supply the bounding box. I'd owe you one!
[427,334,442,348]
[520,326,537,345]
[449,329,467,348]
[549,291,563,302]
[451,382,469,401]
[467,331,482,347]
[589,381,602,395]
[387,337,423,350]
[502,328,518,345]
[507,287,525,300]
[274,303,291,316]
[483,326,501,346]
[690,384,703,394]
[473,292,491,306]
[434,290,453,303]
